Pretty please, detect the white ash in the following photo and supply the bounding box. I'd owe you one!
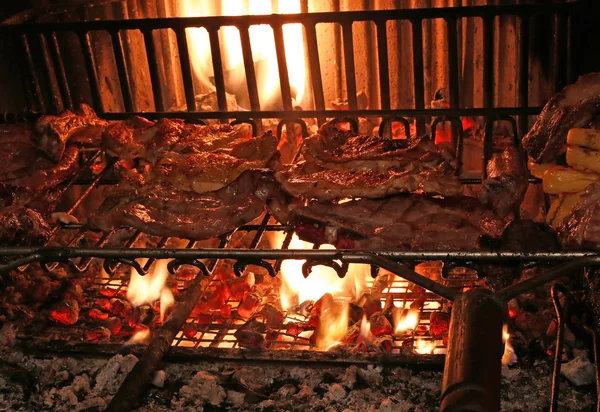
[0,350,595,412]
[561,356,596,387]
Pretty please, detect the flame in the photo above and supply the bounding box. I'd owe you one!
[126,259,174,324]
[394,309,419,335]
[126,327,151,345]
[360,314,372,341]
[182,0,306,107]
[502,324,517,366]
[315,302,349,351]
[414,339,435,355]
[271,233,367,311]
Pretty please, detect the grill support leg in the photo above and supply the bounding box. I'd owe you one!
[440,288,505,412]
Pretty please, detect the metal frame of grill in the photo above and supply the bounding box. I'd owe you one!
[1,2,599,412]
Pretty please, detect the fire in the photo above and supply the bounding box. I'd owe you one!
[126,259,174,324]
[126,327,151,345]
[314,302,349,351]
[394,309,419,335]
[414,339,435,355]
[182,0,307,108]
[272,233,368,311]
[360,314,372,341]
[502,324,517,366]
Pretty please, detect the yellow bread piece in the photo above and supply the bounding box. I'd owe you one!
[542,166,600,194]
[546,192,584,228]
[566,145,600,173]
[567,128,600,150]
[528,158,557,179]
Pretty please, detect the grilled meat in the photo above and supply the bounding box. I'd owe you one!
[555,181,600,249]
[276,123,461,200]
[0,206,51,246]
[172,123,252,153]
[0,125,39,176]
[32,104,108,162]
[288,195,506,250]
[478,145,529,218]
[523,72,600,163]
[88,170,275,240]
[153,131,278,193]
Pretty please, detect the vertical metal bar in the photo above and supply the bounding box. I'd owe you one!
[552,13,568,93]
[48,32,74,110]
[78,31,103,113]
[517,13,530,138]
[20,34,45,112]
[239,25,260,112]
[342,23,358,110]
[273,23,294,111]
[38,33,61,112]
[142,29,165,112]
[208,28,228,112]
[376,21,391,110]
[305,23,326,123]
[110,30,133,112]
[483,15,494,108]
[550,284,568,412]
[446,17,460,108]
[175,27,197,112]
[411,19,425,135]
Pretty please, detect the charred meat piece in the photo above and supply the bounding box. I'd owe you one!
[478,145,529,218]
[32,104,108,162]
[88,170,275,240]
[171,123,252,153]
[0,125,39,176]
[289,195,506,250]
[523,72,600,163]
[0,206,51,246]
[276,123,461,200]
[276,163,461,200]
[153,131,278,193]
[556,181,600,249]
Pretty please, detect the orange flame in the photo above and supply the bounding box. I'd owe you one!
[314,302,349,351]
[359,314,372,341]
[502,324,517,365]
[271,233,368,311]
[126,259,174,324]
[126,327,151,345]
[394,309,419,335]
[181,0,306,107]
[414,339,435,355]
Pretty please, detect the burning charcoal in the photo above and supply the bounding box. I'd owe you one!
[195,313,212,324]
[228,273,255,300]
[415,324,429,336]
[103,317,122,335]
[311,293,334,317]
[359,294,381,318]
[374,336,393,353]
[99,288,119,298]
[514,310,552,340]
[85,326,111,343]
[178,268,196,281]
[238,291,262,320]
[430,312,450,338]
[220,304,232,318]
[265,330,280,347]
[349,303,364,325]
[183,323,197,339]
[234,330,265,349]
[95,299,112,312]
[138,305,155,326]
[239,318,268,334]
[110,298,132,318]
[370,313,393,336]
[285,322,304,337]
[343,324,360,345]
[49,299,79,325]
[64,284,85,304]
[258,304,285,327]
[410,295,427,311]
[30,277,51,302]
[88,308,110,322]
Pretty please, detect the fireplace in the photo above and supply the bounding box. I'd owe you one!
[0,1,598,411]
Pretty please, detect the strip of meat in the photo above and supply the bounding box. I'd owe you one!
[32,104,108,162]
[523,72,600,163]
[0,145,80,192]
[0,206,51,246]
[88,170,273,240]
[555,181,600,249]
[276,123,461,200]
[276,163,462,200]
[172,123,252,153]
[478,145,529,218]
[152,131,278,193]
[288,196,506,250]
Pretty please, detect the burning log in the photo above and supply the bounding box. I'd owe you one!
[285,321,304,337]
[370,313,393,337]
[234,318,268,349]
[49,299,79,325]
[258,304,285,327]
[373,336,394,353]
[358,294,381,318]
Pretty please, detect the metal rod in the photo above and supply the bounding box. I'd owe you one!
[375,21,390,110]
[110,30,133,112]
[272,23,294,111]
[47,32,73,110]
[20,34,45,112]
[445,17,460,108]
[342,23,358,110]
[517,13,529,137]
[341,254,459,301]
[550,284,569,412]
[142,29,165,112]
[483,15,494,108]
[305,23,325,123]
[498,257,600,302]
[78,31,103,113]
[208,28,227,112]
[440,288,504,412]
[239,25,260,112]
[411,18,425,135]
[38,33,61,112]
[174,27,196,112]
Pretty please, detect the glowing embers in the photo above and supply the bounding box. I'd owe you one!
[181,0,307,110]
